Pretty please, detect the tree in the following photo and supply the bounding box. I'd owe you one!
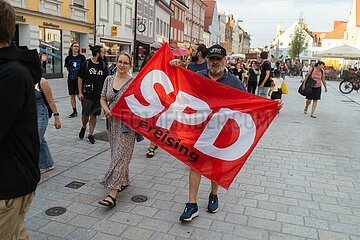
[289,24,308,59]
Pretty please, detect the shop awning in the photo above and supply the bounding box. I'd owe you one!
[100,37,132,45]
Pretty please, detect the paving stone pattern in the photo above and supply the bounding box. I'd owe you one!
[26,76,360,239]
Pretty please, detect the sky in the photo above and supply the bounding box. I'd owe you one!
[216,0,354,48]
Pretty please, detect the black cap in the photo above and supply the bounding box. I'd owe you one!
[207,44,226,58]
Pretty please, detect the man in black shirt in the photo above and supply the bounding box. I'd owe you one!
[0,1,41,239]
[187,43,208,72]
[77,45,109,144]
[65,42,86,118]
[258,51,272,98]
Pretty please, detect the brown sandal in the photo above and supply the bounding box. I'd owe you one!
[98,195,116,208]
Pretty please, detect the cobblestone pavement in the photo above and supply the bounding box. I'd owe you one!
[25,76,360,240]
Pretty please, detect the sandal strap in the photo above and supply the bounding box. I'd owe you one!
[147,148,155,152]
[107,195,116,203]
[100,199,113,206]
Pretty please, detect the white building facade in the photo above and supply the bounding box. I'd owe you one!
[344,0,360,49]
[96,0,135,64]
[155,0,173,43]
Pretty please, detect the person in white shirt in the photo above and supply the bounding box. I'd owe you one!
[269,69,284,100]
[302,62,310,82]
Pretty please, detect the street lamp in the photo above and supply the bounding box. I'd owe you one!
[132,0,138,71]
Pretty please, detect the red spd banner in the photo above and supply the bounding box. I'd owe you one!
[112,43,280,189]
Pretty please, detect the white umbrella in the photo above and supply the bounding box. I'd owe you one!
[314,45,360,59]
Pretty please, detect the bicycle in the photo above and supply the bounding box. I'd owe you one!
[339,77,360,94]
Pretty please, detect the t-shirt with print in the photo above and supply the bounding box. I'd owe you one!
[78,59,109,100]
[65,54,86,81]
[259,61,271,87]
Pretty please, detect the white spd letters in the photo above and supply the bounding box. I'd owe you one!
[194,108,256,161]
[125,70,174,118]
[125,70,257,161]
[157,90,212,130]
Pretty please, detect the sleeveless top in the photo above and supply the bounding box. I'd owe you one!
[34,83,45,106]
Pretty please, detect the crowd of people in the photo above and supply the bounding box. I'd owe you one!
[0,1,330,238]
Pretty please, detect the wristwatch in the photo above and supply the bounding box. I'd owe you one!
[53,112,59,117]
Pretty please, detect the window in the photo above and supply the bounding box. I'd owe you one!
[73,0,84,7]
[138,2,141,12]
[178,29,180,41]
[174,28,177,40]
[144,4,148,15]
[160,20,163,35]
[181,31,183,41]
[171,27,173,39]
[149,20,153,37]
[156,18,159,34]
[114,1,122,24]
[125,6,132,27]
[175,7,178,20]
[150,8,153,16]
[150,0,154,4]
[164,22,167,36]
[100,0,109,21]
[280,42,283,46]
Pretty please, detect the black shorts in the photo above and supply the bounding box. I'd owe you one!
[81,98,102,116]
[68,81,78,95]
[306,87,321,100]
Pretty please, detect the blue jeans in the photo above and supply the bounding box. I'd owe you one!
[37,104,54,169]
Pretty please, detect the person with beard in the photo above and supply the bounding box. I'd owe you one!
[171,44,246,222]
[0,1,42,239]
[77,45,109,144]
[187,43,208,72]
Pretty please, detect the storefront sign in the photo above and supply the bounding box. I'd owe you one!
[43,22,60,28]
[16,15,26,23]
[111,26,118,36]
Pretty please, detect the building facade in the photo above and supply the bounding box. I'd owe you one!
[134,0,156,68]
[155,0,173,44]
[10,0,95,78]
[270,22,315,60]
[203,0,220,46]
[170,0,188,48]
[344,0,360,49]
[183,0,206,49]
[96,0,134,64]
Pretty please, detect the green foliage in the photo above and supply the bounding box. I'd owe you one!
[289,25,308,59]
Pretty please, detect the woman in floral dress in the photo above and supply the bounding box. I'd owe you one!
[98,52,135,208]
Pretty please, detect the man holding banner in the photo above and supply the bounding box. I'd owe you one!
[177,44,246,221]
[111,43,280,223]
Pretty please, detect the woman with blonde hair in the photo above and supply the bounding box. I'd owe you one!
[98,52,135,208]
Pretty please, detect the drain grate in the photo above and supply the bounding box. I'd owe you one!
[131,195,148,203]
[341,100,355,102]
[93,131,109,142]
[65,181,85,189]
[45,207,66,216]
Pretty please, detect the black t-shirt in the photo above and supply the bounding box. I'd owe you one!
[78,59,109,100]
[187,61,207,73]
[231,68,243,78]
[249,68,258,82]
[259,61,272,87]
[65,54,86,81]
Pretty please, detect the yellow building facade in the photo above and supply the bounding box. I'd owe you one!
[10,0,95,78]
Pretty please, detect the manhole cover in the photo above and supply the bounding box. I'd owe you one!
[131,195,148,203]
[93,131,109,142]
[45,207,66,216]
[65,181,85,189]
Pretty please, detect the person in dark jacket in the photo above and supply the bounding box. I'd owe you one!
[0,1,42,239]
